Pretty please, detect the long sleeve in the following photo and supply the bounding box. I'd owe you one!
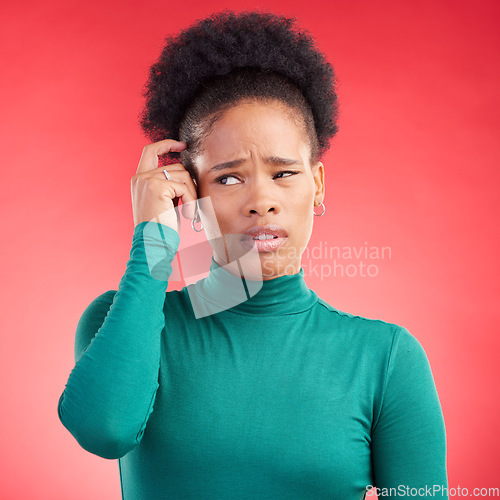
[370,326,448,498]
[57,221,180,460]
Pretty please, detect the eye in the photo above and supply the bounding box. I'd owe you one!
[214,170,299,185]
[215,174,241,185]
[274,170,299,179]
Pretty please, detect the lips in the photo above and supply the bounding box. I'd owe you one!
[242,224,288,239]
[240,224,288,253]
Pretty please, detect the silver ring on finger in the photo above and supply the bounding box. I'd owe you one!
[163,169,172,181]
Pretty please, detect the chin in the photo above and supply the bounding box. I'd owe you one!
[257,254,299,278]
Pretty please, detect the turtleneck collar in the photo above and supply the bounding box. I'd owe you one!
[186,256,318,318]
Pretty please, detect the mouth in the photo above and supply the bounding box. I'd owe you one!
[252,234,278,241]
[240,225,288,253]
[249,236,287,253]
[242,224,288,239]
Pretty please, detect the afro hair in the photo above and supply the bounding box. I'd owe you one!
[140,10,339,168]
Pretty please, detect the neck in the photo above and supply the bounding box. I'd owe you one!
[212,255,302,281]
[186,256,318,318]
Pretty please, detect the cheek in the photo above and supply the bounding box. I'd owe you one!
[197,191,232,238]
[290,182,315,213]
[288,186,315,239]
[214,198,244,238]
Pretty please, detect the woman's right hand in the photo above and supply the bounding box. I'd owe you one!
[131,139,198,234]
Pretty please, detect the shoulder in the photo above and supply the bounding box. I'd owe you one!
[77,290,117,324]
[312,297,430,368]
[315,297,410,343]
[74,290,117,361]
[89,289,117,305]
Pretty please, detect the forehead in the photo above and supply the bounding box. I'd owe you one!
[196,100,310,168]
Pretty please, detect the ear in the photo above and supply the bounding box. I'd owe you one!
[311,161,325,206]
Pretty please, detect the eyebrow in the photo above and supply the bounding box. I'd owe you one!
[208,157,303,173]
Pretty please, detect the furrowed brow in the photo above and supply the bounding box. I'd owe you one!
[266,156,302,166]
[208,156,302,173]
[208,159,246,173]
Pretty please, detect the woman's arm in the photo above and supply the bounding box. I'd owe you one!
[57,221,180,459]
[370,326,448,498]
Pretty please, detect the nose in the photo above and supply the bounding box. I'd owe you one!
[242,172,281,217]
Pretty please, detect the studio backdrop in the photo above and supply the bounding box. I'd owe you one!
[1,0,499,498]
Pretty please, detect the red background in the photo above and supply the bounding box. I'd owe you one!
[1,0,499,498]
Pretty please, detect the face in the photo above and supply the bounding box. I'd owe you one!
[193,99,325,280]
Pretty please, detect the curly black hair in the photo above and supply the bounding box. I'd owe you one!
[140,10,339,176]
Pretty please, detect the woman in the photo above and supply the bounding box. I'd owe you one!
[58,10,448,499]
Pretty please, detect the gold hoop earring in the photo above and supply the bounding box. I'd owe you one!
[313,202,326,217]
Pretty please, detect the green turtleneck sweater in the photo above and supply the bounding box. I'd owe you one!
[58,221,448,499]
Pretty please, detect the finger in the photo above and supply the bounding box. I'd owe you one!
[162,168,198,203]
[168,179,198,219]
[162,180,198,220]
[136,140,188,175]
[153,163,198,202]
